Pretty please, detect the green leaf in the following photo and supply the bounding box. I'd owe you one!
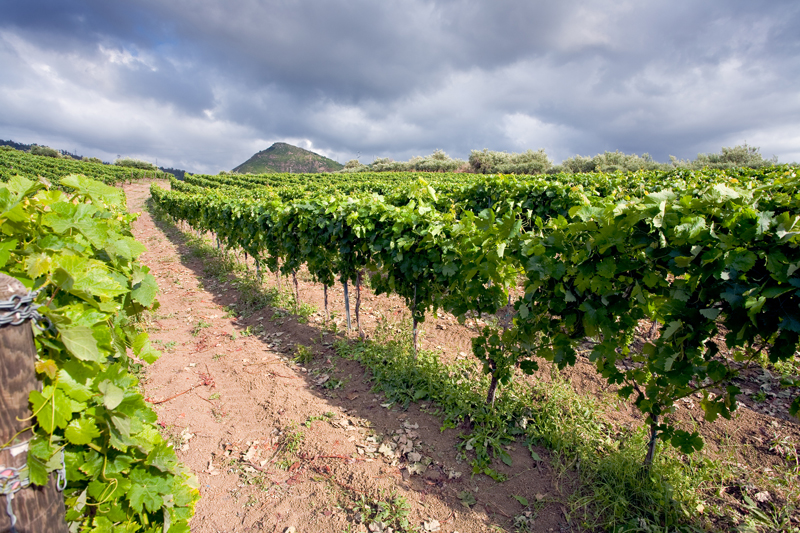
[512,495,529,506]
[458,490,476,507]
[499,448,513,466]
[98,380,125,410]
[131,271,158,307]
[0,239,17,268]
[30,388,72,432]
[60,326,104,362]
[129,469,167,513]
[131,331,160,364]
[670,430,704,454]
[60,174,124,207]
[65,417,102,445]
[146,442,179,473]
[725,250,757,273]
[27,455,48,486]
[661,320,682,340]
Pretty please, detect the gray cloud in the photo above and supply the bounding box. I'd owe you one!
[1,0,799,172]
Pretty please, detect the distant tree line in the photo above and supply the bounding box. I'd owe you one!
[159,167,186,180]
[1,139,33,152]
[341,143,784,175]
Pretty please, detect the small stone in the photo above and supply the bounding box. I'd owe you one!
[423,519,441,531]
[753,491,771,503]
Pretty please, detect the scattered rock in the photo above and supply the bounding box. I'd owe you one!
[753,491,771,503]
[423,519,441,531]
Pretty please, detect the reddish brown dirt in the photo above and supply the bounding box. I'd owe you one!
[125,180,800,533]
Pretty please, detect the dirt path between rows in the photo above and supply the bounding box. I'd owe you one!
[125,179,800,533]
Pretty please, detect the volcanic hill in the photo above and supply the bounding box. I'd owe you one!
[232,142,343,173]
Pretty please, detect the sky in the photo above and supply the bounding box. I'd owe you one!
[1,1,799,174]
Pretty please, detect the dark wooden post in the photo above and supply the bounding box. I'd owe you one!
[0,274,68,533]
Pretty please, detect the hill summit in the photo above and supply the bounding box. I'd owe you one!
[232,142,343,174]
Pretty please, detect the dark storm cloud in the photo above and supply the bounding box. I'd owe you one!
[1,0,799,172]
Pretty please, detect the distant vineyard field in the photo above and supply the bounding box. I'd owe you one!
[0,146,169,185]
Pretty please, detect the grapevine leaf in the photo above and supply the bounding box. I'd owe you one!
[27,454,49,486]
[670,430,704,454]
[146,442,179,473]
[60,325,103,362]
[129,469,168,513]
[66,417,102,445]
[661,321,682,339]
[98,380,125,410]
[699,308,720,320]
[131,269,158,307]
[0,239,17,268]
[34,359,59,380]
[58,363,95,402]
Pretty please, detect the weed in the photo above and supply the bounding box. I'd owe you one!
[244,495,258,509]
[737,495,799,533]
[212,353,227,361]
[323,377,344,390]
[292,344,315,365]
[209,392,220,400]
[191,319,211,336]
[304,413,330,427]
[351,492,415,533]
[271,424,305,470]
[151,339,178,351]
[279,425,304,455]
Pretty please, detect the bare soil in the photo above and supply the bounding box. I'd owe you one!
[125,180,800,533]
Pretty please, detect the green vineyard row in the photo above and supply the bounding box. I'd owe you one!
[1,175,198,532]
[151,166,800,463]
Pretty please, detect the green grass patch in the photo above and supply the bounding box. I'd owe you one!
[335,319,718,532]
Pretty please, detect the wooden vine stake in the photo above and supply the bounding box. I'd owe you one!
[0,274,68,533]
[323,285,329,320]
